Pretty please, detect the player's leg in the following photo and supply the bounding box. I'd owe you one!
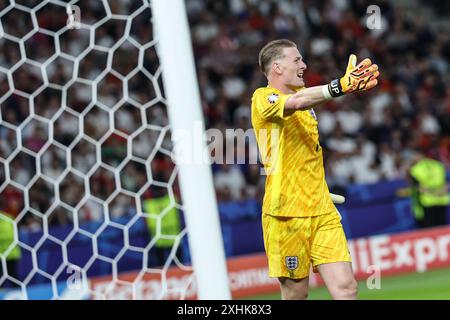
[437,206,448,225]
[316,261,357,299]
[422,207,434,228]
[311,211,356,300]
[262,214,312,300]
[429,205,447,227]
[278,276,309,300]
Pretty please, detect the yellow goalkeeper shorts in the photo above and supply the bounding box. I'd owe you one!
[262,210,352,279]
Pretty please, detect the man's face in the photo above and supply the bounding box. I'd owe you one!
[274,47,307,88]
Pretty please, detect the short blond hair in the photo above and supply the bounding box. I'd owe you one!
[258,39,297,76]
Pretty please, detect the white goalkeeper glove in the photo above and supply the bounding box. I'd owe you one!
[330,193,345,204]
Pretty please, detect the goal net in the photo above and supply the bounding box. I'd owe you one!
[0,0,230,300]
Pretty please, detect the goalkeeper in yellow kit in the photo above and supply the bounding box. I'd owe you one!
[251,39,380,300]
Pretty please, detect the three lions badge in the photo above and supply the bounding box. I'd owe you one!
[285,256,298,270]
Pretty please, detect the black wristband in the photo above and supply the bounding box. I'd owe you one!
[328,79,345,97]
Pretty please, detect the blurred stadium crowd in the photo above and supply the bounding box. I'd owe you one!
[0,0,449,231]
[188,0,450,200]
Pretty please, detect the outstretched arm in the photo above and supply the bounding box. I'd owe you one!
[284,54,380,116]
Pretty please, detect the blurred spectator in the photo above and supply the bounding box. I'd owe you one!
[214,163,246,201]
[143,183,182,267]
[398,152,450,228]
[0,207,21,288]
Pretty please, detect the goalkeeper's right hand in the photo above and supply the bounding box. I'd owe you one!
[326,54,380,97]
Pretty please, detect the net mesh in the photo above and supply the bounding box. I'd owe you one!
[0,0,196,299]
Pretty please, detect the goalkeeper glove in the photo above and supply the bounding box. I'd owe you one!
[326,54,379,98]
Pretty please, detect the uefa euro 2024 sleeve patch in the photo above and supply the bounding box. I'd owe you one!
[267,93,279,104]
[309,108,317,120]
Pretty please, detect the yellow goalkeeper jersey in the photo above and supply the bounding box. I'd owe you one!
[251,86,335,217]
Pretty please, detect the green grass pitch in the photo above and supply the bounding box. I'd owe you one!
[243,267,450,300]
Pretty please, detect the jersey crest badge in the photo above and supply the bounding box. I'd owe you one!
[267,93,279,104]
[285,256,298,270]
